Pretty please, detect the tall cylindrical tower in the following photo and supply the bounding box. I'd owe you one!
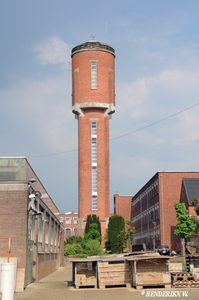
[71,40,115,237]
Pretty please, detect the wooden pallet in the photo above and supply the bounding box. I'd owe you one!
[171,272,199,287]
[134,284,171,290]
[173,281,199,288]
[99,282,131,289]
[75,284,97,289]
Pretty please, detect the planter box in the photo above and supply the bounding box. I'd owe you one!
[97,259,131,288]
[70,258,98,288]
[126,254,171,289]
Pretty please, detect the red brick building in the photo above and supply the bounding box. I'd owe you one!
[180,178,199,251]
[0,157,64,291]
[71,40,115,237]
[56,212,78,238]
[131,171,199,253]
[113,194,132,221]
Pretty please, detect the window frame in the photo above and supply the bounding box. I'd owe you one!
[91,61,97,89]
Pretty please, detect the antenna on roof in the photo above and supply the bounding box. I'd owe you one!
[90,34,96,40]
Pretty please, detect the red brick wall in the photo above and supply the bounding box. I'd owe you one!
[38,253,58,280]
[0,183,65,287]
[72,50,115,105]
[57,212,78,237]
[131,172,199,252]
[158,172,199,251]
[114,194,132,221]
[78,111,110,220]
[0,188,28,269]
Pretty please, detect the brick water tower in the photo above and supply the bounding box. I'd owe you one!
[71,40,115,237]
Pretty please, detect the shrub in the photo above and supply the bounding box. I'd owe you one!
[85,223,101,243]
[107,215,125,254]
[64,243,83,256]
[84,239,103,256]
[85,214,101,237]
[65,236,84,245]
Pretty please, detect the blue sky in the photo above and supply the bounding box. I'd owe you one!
[1,1,199,213]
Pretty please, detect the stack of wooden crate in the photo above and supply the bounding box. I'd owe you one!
[171,272,199,287]
[74,262,97,288]
[126,255,171,289]
[97,259,131,289]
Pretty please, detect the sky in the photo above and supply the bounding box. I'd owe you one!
[1,1,199,213]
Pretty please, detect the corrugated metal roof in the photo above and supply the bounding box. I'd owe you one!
[183,178,199,205]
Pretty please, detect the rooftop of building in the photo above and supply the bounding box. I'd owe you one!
[0,156,60,214]
[71,40,115,56]
[183,178,199,205]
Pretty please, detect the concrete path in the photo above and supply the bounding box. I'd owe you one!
[14,262,199,300]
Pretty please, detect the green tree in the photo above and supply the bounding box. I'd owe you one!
[85,214,101,237]
[190,198,199,215]
[64,235,84,245]
[64,224,103,257]
[64,236,86,257]
[84,239,103,256]
[190,216,199,235]
[107,215,125,254]
[123,220,136,252]
[85,223,101,243]
[64,243,83,256]
[174,203,197,256]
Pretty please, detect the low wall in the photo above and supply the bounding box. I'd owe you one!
[38,253,58,280]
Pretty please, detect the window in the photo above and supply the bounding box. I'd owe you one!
[38,214,43,252]
[91,138,97,164]
[45,214,49,251]
[91,61,97,89]
[73,217,78,225]
[92,195,97,210]
[65,228,71,237]
[91,121,97,136]
[92,167,97,192]
[59,217,63,224]
[91,120,98,210]
[65,217,71,224]
[54,222,57,252]
[50,219,54,252]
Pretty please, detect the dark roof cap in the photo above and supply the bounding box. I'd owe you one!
[71,40,115,56]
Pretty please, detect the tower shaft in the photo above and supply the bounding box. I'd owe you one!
[71,41,115,237]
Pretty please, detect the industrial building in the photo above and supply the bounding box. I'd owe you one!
[131,171,199,252]
[113,194,132,221]
[57,211,78,237]
[0,157,64,291]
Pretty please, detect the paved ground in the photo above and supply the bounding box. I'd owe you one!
[14,262,199,300]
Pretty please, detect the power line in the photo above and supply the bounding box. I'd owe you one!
[111,102,199,141]
[28,148,77,158]
[27,102,199,158]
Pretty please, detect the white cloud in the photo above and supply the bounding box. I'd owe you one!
[33,36,71,66]
[112,66,199,157]
[176,110,199,143]
[116,78,148,119]
[0,73,76,155]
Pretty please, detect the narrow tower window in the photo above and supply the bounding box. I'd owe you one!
[92,138,97,164]
[91,61,97,89]
[91,121,97,210]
